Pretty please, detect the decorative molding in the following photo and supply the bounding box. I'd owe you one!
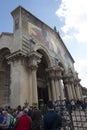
[46,67,55,79]
[6,50,27,63]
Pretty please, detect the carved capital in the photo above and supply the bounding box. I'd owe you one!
[6,50,27,64]
[55,66,63,79]
[69,77,74,84]
[46,67,55,79]
[63,74,74,85]
[28,51,42,70]
[74,78,81,86]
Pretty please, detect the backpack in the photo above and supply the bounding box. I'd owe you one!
[9,114,16,128]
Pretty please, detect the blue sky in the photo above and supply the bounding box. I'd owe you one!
[0,0,87,87]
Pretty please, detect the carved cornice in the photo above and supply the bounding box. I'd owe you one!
[6,50,27,63]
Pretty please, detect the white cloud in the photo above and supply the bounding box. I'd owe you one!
[62,34,73,42]
[56,0,87,87]
[56,0,87,42]
[74,58,87,87]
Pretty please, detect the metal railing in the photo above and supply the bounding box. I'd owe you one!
[54,100,87,130]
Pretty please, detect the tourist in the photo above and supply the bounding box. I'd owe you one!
[15,108,31,130]
[0,110,10,130]
[31,104,42,130]
[43,100,62,130]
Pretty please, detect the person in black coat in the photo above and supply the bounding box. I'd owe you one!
[43,101,62,130]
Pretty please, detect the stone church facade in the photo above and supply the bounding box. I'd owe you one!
[0,6,82,108]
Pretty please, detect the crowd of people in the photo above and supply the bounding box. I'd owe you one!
[0,98,87,130]
[0,101,62,130]
[62,98,87,111]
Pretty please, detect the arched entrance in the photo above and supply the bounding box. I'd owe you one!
[0,48,11,107]
[37,50,49,105]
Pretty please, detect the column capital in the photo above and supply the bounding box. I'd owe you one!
[46,67,55,79]
[28,51,42,70]
[74,72,81,85]
[46,66,63,80]
[6,50,27,63]
[63,75,74,84]
[55,66,63,79]
[74,78,81,86]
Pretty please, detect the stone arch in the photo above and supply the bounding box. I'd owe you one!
[0,48,11,68]
[33,46,52,105]
[34,44,52,68]
[0,47,11,107]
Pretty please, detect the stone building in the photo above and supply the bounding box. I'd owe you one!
[0,6,83,108]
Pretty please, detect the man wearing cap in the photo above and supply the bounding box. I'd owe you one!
[43,101,62,130]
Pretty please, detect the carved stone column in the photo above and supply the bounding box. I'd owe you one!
[74,78,82,100]
[47,68,56,102]
[28,51,42,106]
[74,72,82,100]
[63,76,73,100]
[28,69,33,106]
[69,76,77,100]
[0,70,5,106]
[47,81,52,100]
[55,78,60,100]
[55,66,63,100]
[6,50,30,108]
[0,55,4,106]
[79,85,83,100]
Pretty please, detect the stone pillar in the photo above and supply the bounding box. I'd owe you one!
[47,81,52,100]
[74,72,82,100]
[28,51,42,106]
[63,76,73,100]
[74,79,82,100]
[51,79,56,101]
[8,60,21,107]
[55,66,63,100]
[55,79,60,100]
[0,70,5,106]
[6,51,30,108]
[79,85,83,100]
[32,67,38,104]
[0,54,11,107]
[47,68,56,102]
[69,77,77,100]
[28,69,33,106]
[58,80,64,100]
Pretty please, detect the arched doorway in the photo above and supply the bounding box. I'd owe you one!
[37,50,49,106]
[0,48,11,107]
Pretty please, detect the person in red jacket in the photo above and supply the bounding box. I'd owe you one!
[15,108,31,130]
